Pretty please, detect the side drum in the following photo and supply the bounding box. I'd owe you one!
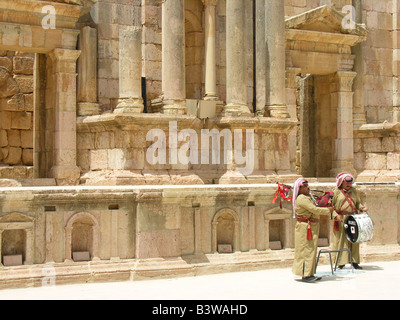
[344,213,374,244]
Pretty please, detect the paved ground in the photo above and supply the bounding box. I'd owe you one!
[0,260,399,300]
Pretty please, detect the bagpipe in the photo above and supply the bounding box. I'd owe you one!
[272,183,334,208]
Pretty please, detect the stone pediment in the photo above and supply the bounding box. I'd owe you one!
[0,212,33,223]
[286,5,368,46]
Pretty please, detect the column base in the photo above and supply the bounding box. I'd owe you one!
[161,99,187,115]
[78,102,100,116]
[266,105,290,118]
[330,164,357,178]
[221,103,251,117]
[114,98,144,114]
[50,165,80,186]
[255,108,266,117]
[393,106,400,123]
[353,113,367,129]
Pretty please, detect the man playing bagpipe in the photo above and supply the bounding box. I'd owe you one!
[291,178,341,282]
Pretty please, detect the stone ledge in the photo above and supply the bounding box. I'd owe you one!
[0,245,398,290]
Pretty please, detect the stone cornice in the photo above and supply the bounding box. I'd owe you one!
[0,0,95,29]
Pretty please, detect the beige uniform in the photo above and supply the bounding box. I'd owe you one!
[292,194,332,277]
[332,187,363,265]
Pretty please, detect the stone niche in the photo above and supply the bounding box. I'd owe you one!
[212,208,239,253]
[64,212,100,262]
[0,212,34,266]
[264,207,292,250]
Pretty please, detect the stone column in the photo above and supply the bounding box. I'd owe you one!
[77,26,100,116]
[265,0,289,118]
[223,0,250,116]
[64,226,73,261]
[0,230,3,266]
[48,49,81,186]
[394,107,400,123]
[393,0,400,123]
[352,0,367,127]
[115,26,144,114]
[264,219,270,250]
[203,0,218,101]
[248,206,256,250]
[331,71,357,177]
[255,0,266,116]
[24,228,34,265]
[194,207,201,254]
[161,0,187,115]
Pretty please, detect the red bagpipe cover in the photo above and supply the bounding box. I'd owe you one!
[315,191,334,207]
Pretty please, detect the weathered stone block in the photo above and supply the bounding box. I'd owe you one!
[72,252,90,262]
[22,148,33,165]
[13,56,34,75]
[7,129,20,147]
[382,137,395,152]
[4,147,22,165]
[13,75,33,93]
[364,138,382,153]
[20,130,33,148]
[3,255,23,266]
[90,149,108,170]
[365,153,387,170]
[387,152,400,170]
[11,111,32,130]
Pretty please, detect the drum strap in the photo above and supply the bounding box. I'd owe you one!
[340,189,359,215]
[334,190,358,232]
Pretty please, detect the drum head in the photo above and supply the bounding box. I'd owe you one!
[345,214,374,244]
[345,215,359,244]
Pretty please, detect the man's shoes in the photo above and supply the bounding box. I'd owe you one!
[352,263,363,270]
[302,276,321,283]
[338,265,345,269]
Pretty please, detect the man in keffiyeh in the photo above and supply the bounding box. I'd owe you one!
[292,178,336,282]
[331,172,368,270]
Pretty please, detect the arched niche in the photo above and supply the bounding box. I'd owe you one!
[65,212,100,262]
[212,208,240,253]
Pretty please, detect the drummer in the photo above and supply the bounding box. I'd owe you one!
[332,172,369,270]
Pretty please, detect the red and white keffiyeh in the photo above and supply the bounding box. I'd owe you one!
[292,178,308,217]
[336,172,354,188]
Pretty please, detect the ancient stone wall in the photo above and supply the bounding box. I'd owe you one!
[0,51,34,173]
[94,0,142,113]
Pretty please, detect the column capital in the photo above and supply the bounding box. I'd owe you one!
[334,71,357,92]
[49,48,81,74]
[49,48,81,63]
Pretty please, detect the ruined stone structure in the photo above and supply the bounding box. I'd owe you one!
[0,0,399,288]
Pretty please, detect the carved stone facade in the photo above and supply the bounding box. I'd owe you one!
[0,0,399,288]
